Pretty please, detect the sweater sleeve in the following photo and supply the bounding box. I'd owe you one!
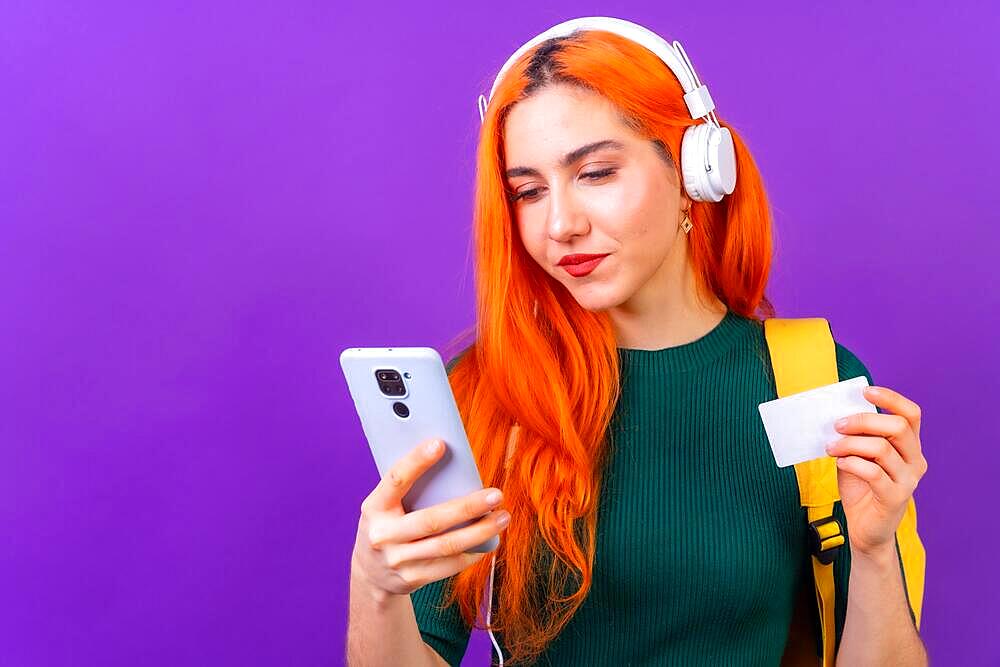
[824,341,919,658]
[410,577,473,667]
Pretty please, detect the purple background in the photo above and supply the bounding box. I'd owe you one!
[2,2,997,665]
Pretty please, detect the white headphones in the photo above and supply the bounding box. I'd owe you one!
[476,16,737,203]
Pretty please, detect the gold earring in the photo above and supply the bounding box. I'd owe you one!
[680,207,693,234]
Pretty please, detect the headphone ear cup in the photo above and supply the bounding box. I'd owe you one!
[710,127,737,199]
[681,123,738,203]
[681,123,710,202]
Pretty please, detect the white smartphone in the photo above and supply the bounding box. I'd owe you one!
[339,346,498,553]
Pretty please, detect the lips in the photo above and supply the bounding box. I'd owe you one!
[560,254,607,277]
[558,253,609,266]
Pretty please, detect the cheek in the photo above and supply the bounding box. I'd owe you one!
[638,175,678,240]
[516,219,547,265]
[613,192,667,245]
[613,191,676,271]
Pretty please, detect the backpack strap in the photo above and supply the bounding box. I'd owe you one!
[764,318,927,647]
[764,317,843,667]
[896,497,926,629]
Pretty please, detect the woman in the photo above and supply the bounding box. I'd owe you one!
[347,18,928,666]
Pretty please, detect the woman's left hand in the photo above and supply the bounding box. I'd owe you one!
[825,385,929,558]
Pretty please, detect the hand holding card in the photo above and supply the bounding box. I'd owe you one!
[758,376,876,467]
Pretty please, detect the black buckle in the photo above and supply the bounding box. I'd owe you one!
[808,516,845,565]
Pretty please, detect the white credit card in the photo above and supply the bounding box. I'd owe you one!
[757,376,876,468]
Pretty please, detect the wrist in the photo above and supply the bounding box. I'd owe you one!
[851,542,898,569]
[350,550,397,608]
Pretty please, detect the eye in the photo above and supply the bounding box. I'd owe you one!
[509,168,618,203]
[509,187,541,203]
[582,167,617,182]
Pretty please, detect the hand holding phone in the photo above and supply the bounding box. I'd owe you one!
[351,437,510,598]
[342,346,509,598]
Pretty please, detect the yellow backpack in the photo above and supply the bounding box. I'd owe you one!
[763,318,926,666]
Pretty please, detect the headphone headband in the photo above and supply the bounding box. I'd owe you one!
[479,16,719,127]
[476,16,737,202]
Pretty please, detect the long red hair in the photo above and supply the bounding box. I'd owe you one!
[439,29,776,665]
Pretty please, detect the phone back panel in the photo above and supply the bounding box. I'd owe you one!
[340,346,497,552]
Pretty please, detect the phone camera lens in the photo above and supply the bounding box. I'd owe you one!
[375,368,406,396]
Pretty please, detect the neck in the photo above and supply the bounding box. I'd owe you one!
[608,229,728,350]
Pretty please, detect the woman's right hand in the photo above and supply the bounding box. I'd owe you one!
[351,437,510,598]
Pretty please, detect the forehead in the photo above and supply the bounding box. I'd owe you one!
[503,85,632,162]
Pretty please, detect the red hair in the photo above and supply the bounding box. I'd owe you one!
[440,29,776,665]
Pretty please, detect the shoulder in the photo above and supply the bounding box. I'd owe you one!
[757,317,875,385]
[833,338,874,385]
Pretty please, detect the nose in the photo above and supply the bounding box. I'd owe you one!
[546,184,591,243]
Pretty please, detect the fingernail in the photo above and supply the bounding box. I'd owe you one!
[825,441,836,454]
[496,511,510,526]
[866,387,879,397]
[835,418,848,429]
[426,440,442,455]
[486,490,502,505]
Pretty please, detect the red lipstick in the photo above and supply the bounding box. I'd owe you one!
[559,254,608,277]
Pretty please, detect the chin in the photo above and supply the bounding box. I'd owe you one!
[564,283,625,312]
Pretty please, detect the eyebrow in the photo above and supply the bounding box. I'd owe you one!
[505,139,626,179]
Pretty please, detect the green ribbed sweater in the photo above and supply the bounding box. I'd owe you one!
[412,309,908,666]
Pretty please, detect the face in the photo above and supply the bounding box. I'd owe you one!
[503,83,690,313]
